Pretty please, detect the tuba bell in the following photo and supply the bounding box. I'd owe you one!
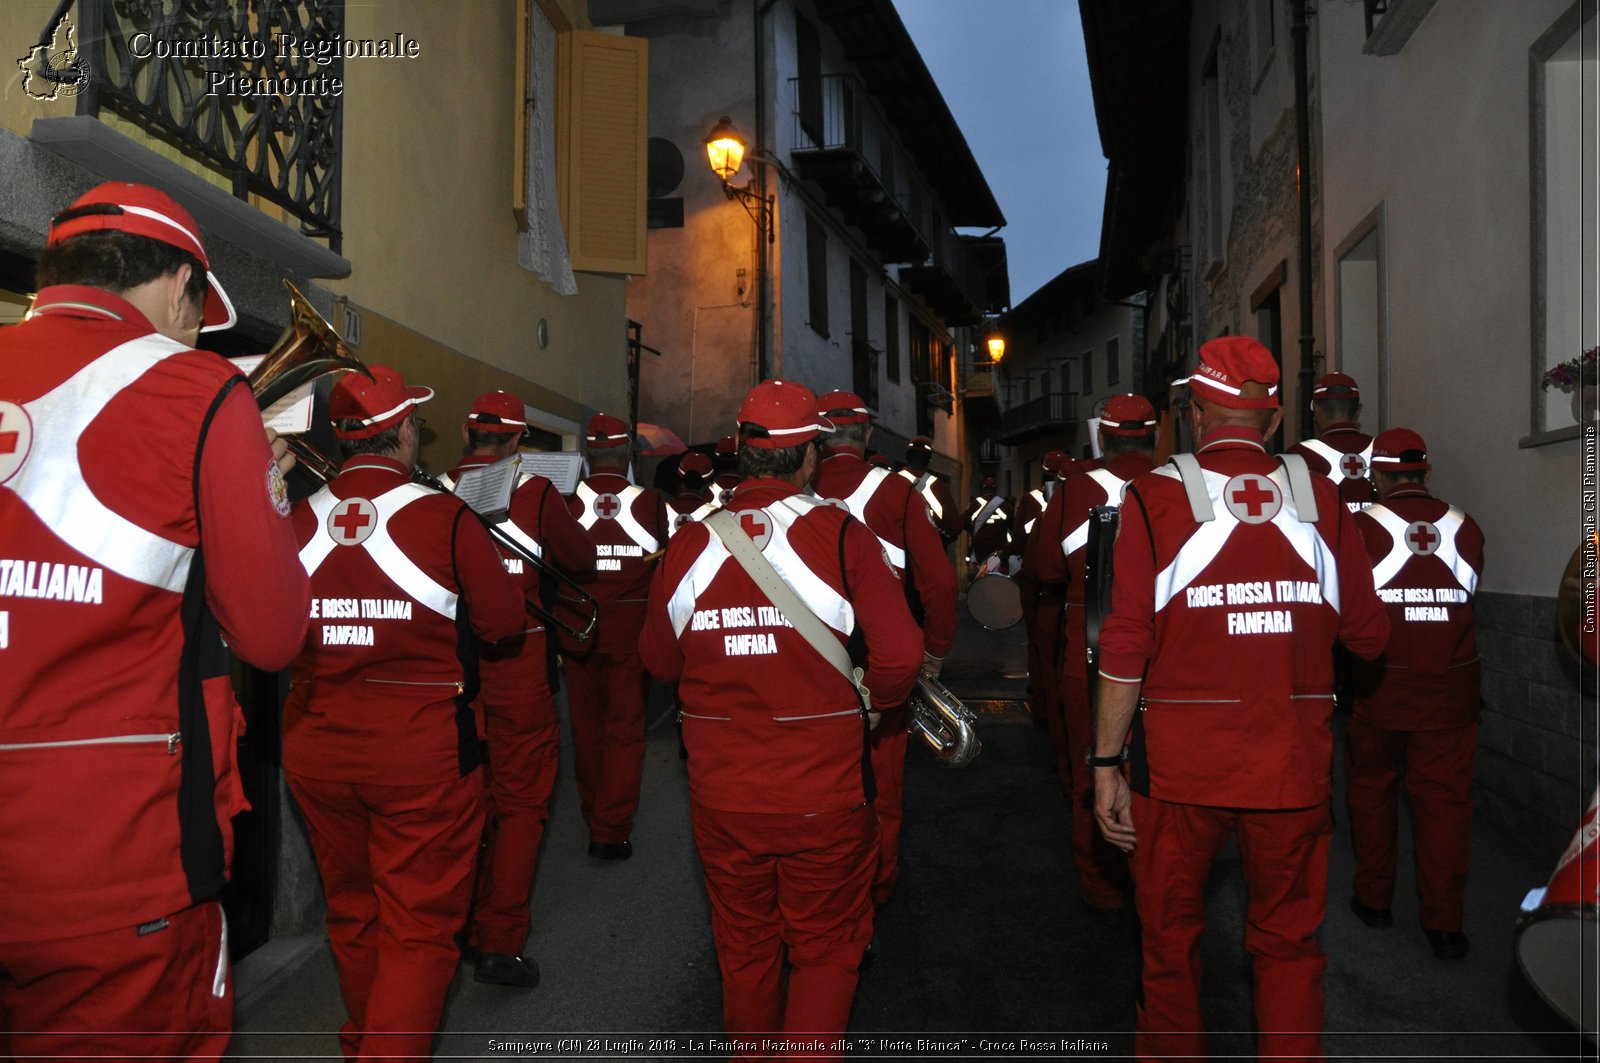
[909,670,981,768]
[246,279,372,482]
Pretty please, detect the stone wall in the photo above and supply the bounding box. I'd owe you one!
[1475,590,1598,862]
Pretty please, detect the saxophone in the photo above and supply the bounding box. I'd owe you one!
[908,671,981,768]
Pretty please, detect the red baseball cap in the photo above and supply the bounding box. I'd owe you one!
[816,389,870,425]
[1370,427,1430,472]
[1099,393,1158,435]
[1189,336,1280,409]
[982,476,997,490]
[677,451,713,477]
[329,364,432,439]
[715,435,737,455]
[466,390,527,434]
[1043,450,1068,474]
[868,452,892,468]
[1311,372,1361,400]
[48,182,236,332]
[737,379,834,449]
[907,435,934,452]
[586,412,631,448]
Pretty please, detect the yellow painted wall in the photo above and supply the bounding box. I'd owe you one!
[330,0,631,418]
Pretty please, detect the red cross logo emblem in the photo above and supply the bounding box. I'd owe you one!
[328,497,378,545]
[1340,452,1367,480]
[736,508,772,550]
[1405,520,1440,557]
[1223,474,1282,524]
[674,512,692,531]
[594,492,622,520]
[719,486,736,504]
[0,401,33,486]
[822,497,852,514]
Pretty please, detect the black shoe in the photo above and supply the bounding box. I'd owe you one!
[1424,928,1469,960]
[474,952,540,988]
[1349,896,1394,929]
[454,932,480,963]
[588,840,633,860]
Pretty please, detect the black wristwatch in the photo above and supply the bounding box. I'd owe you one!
[1086,747,1128,768]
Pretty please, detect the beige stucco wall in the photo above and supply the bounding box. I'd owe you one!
[329,0,630,426]
[1318,0,1580,596]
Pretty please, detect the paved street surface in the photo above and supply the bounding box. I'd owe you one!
[230,606,1591,1061]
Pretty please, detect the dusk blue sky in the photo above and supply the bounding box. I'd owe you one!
[891,0,1105,308]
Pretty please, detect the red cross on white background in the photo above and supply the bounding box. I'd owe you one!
[737,509,772,550]
[328,497,377,545]
[595,493,622,519]
[0,402,32,485]
[0,415,18,456]
[1229,477,1278,519]
[1406,520,1440,556]
[1341,453,1366,479]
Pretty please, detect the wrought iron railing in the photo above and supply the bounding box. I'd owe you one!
[50,0,345,249]
[999,391,1077,439]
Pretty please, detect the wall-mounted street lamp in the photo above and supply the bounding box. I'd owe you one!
[987,334,1006,363]
[704,116,773,244]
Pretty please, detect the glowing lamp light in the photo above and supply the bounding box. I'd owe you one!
[705,116,747,183]
[986,335,1006,363]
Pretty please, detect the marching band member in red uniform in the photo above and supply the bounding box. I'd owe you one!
[451,391,595,987]
[1036,395,1158,917]
[712,433,742,505]
[562,413,671,859]
[1346,429,1485,960]
[1093,338,1388,1061]
[283,367,522,1061]
[1022,451,1080,771]
[964,477,1014,575]
[640,380,922,1049]
[897,436,964,545]
[668,450,718,537]
[812,389,958,909]
[1287,372,1377,512]
[1015,450,1067,731]
[0,182,309,1061]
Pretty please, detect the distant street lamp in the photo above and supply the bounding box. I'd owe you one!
[987,334,1006,363]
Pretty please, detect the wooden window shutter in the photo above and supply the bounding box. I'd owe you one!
[557,30,648,275]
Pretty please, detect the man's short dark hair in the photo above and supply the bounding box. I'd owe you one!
[337,418,408,458]
[1382,469,1427,484]
[1102,432,1155,458]
[826,422,869,449]
[467,427,521,451]
[904,448,931,472]
[35,231,208,307]
[737,426,810,479]
[1314,396,1359,422]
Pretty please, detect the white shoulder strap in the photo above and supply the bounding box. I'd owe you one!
[1167,453,1214,522]
[1277,453,1320,524]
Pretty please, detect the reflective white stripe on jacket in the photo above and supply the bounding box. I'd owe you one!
[1298,437,1374,484]
[300,482,460,619]
[576,482,660,553]
[823,466,906,569]
[1361,502,1478,594]
[1062,468,1132,558]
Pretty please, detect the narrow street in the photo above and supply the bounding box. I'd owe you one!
[229,607,1585,1061]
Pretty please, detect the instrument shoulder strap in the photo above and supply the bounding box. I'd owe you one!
[704,509,870,712]
[1166,452,1319,524]
[1277,452,1320,524]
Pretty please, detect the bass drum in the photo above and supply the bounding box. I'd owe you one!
[1515,786,1599,1038]
[967,572,1023,630]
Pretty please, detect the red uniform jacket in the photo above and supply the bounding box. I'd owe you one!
[1098,427,1389,809]
[964,492,1014,562]
[563,470,670,654]
[1012,486,1052,566]
[1037,453,1156,679]
[1350,485,1484,730]
[813,447,957,658]
[668,491,718,539]
[896,468,963,544]
[639,479,923,814]
[0,286,309,942]
[1289,423,1376,511]
[283,456,523,784]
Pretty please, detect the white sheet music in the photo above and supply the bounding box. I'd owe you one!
[231,354,314,434]
[520,451,584,495]
[454,454,523,517]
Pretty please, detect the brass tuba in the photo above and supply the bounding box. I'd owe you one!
[909,671,981,768]
[246,279,371,481]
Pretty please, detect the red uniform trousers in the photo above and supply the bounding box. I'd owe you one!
[0,900,230,1062]
[286,771,485,1063]
[1061,613,1129,910]
[563,645,650,844]
[470,633,561,955]
[1345,718,1477,931]
[690,802,876,1058]
[1130,793,1330,1062]
[1030,591,1070,782]
[868,715,910,907]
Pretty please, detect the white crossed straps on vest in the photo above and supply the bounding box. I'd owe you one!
[299,482,460,619]
[5,334,199,592]
[1061,468,1134,559]
[665,494,855,638]
[1361,502,1478,594]
[669,500,719,538]
[971,494,1007,530]
[897,468,944,519]
[1021,487,1050,536]
[575,481,660,553]
[824,466,906,569]
[1151,454,1341,613]
[1299,437,1374,484]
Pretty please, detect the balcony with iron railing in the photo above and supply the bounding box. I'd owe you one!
[790,71,933,264]
[994,391,1078,444]
[900,229,997,328]
[43,0,345,250]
